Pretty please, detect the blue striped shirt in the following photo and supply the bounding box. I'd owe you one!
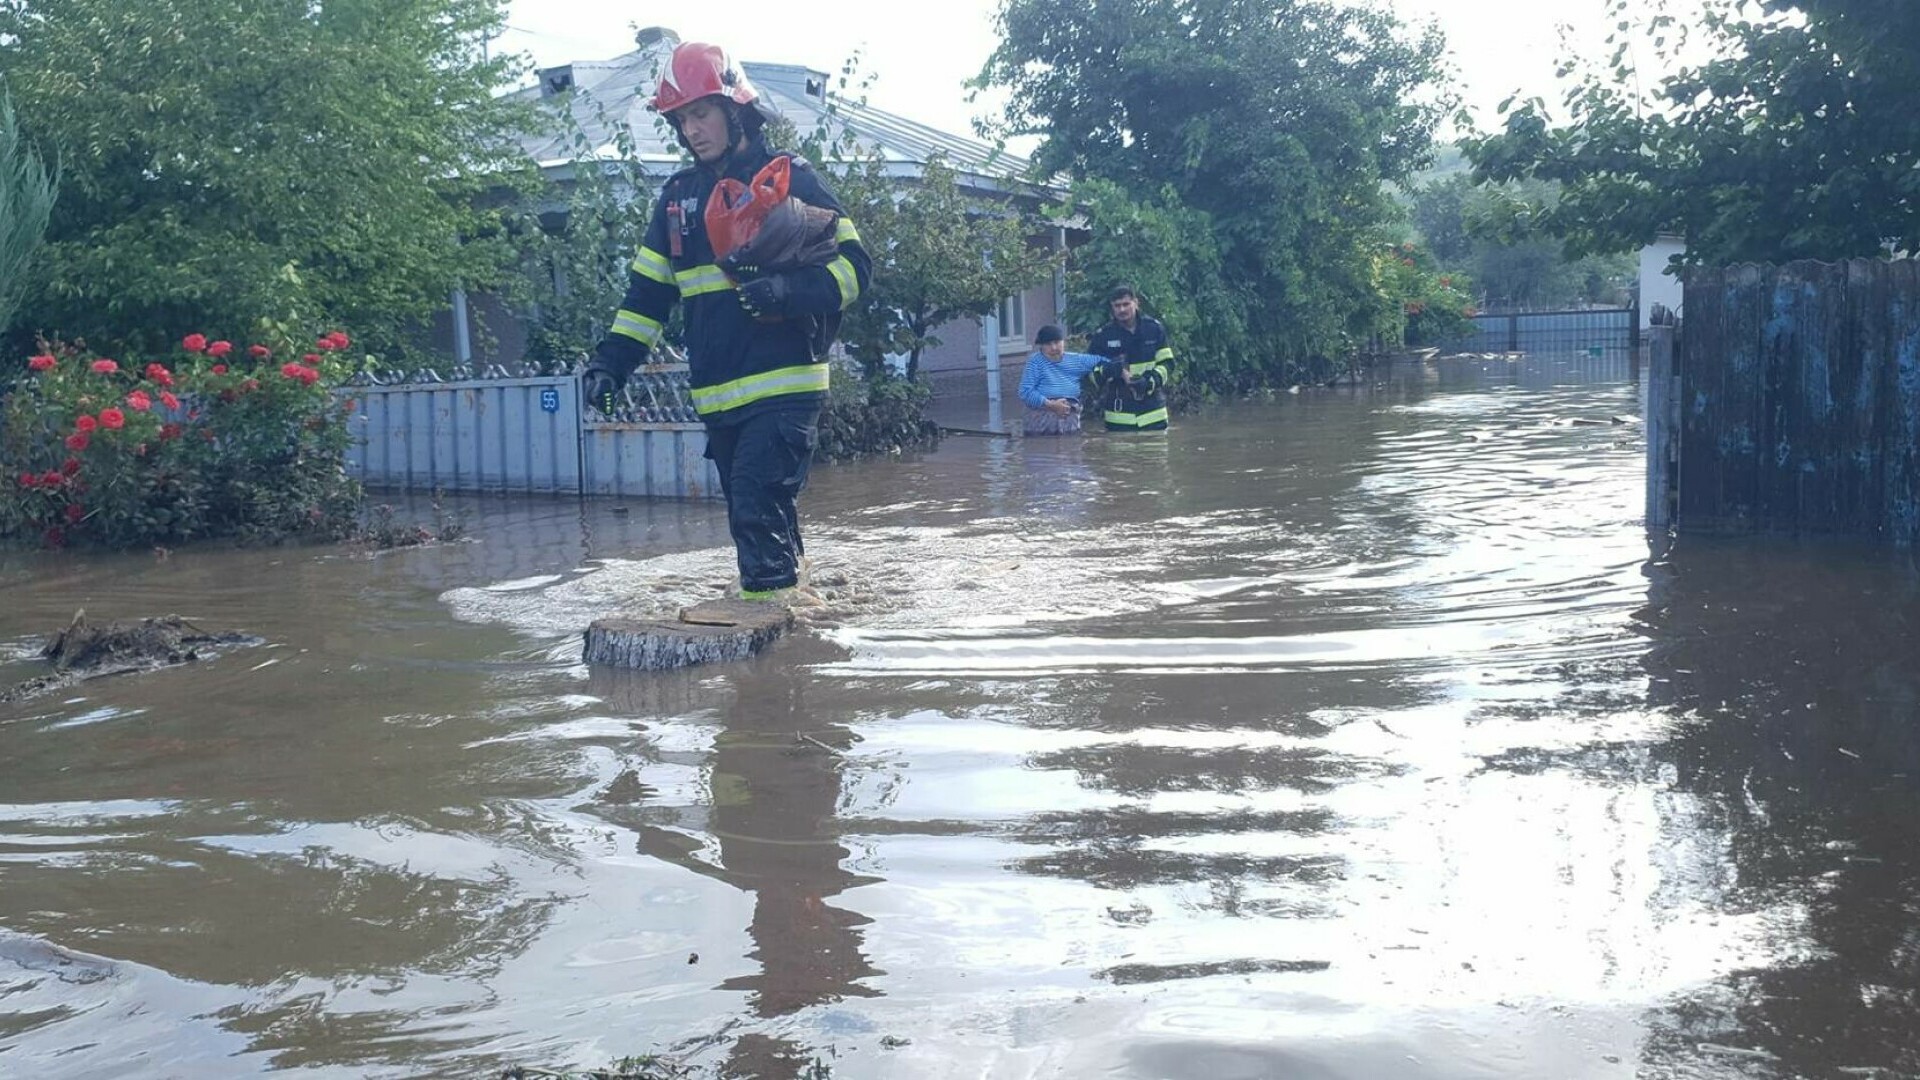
[1017,350,1103,409]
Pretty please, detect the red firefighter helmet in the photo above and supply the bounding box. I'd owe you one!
[652,42,758,115]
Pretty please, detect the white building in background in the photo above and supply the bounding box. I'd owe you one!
[1639,233,1686,328]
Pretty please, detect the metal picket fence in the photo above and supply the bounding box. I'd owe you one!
[1458,307,1637,353]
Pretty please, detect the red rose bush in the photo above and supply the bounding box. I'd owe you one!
[3,328,364,547]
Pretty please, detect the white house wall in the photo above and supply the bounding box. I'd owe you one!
[1639,236,1686,328]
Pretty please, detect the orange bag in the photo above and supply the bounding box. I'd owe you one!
[704,156,791,262]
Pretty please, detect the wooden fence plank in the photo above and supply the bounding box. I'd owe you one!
[1675,258,1920,544]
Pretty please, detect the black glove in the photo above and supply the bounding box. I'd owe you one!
[737,273,790,319]
[582,368,623,415]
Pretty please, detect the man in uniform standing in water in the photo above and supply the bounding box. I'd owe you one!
[582,41,871,601]
[1090,285,1175,432]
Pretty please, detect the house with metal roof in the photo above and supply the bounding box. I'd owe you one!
[434,26,1079,403]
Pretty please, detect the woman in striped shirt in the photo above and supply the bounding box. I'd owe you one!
[1017,325,1103,435]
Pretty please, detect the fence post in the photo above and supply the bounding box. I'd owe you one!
[1507,313,1519,352]
[1645,324,1678,529]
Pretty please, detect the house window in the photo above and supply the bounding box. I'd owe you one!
[997,293,1026,344]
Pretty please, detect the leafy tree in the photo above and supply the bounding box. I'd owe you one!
[1057,179,1251,383]
[1465,0,1920,264]
[979,0,1449,379]
[506,88,659,373]
[0,89,56,340]
[1405,173,1633,309]
[0,0,535,356]
[825,153,1056,380]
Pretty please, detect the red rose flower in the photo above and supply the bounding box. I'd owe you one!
[90,359,119,375]
[329,331,350,349]
[65,432,90,451]
[126,390,152,412]
[248,345,272,359]
[182,333,208,352]
[241,378,259,392]
[18,472,37,488]
[159,422,184,441]
[211,364,229,375]
[160,391,180,411]
[74,414,98,433]
[65,503,85,524]
[99,408,125,430]
[61,457,81,475]
[40,470,62,487]
[281,362,304,380]
[28,354,55,372]
[207,340,233,358]
[300,353,321,367]
[315,337,337,352]
[343,398,358,414]
[144,363,174,387]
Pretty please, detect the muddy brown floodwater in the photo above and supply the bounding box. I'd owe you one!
[3,353,1918,1079]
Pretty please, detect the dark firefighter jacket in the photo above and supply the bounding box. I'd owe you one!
[1090,315,1175,429]
[590,135,871,425]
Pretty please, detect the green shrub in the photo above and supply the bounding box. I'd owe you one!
[818,370,940,462]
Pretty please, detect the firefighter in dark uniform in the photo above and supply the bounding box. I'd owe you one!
[582,42,871,600]
[1089,284,1175,431]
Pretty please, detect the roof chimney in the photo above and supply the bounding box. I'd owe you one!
[635,26,679,49]
[539,65,574,97]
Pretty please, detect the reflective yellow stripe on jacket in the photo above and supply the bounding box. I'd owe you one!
[630,246,675,287]
[610,309,664,349]
[690,364,830,415]
[675,264,734,298]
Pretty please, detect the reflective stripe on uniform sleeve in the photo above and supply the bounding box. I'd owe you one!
[610,309,664,348]
[689,364,831,415]
[631,246,674,287]
[825,255,860,309]
[1153,346,1174,363]
[675,264,734,297]
[834,218,862,245]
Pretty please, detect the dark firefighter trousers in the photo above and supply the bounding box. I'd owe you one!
[704,405,819,593]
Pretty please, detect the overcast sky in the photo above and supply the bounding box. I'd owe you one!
[500,0,1678,145]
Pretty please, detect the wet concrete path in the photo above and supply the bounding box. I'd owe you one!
[3,353,1917,1078]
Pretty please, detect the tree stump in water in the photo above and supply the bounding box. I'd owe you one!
[583,599,793,671]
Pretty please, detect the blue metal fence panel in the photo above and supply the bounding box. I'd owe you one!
[343,376,581,494]
[582,422,721,499]
[1460,308,1635,353]
[341,366,723,499]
